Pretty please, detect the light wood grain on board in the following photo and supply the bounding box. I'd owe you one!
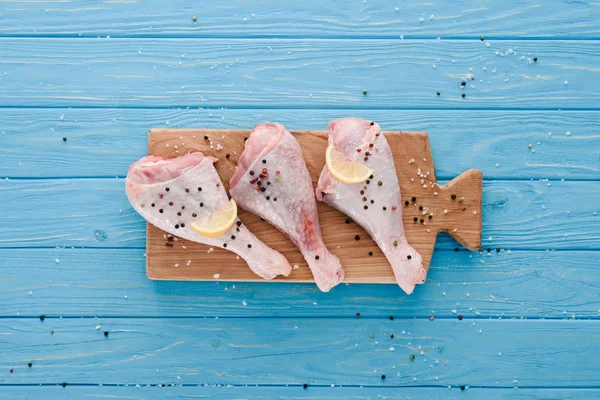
[147,129,482,283]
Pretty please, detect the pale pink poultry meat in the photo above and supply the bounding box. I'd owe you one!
[230,123,344,292]
[316,118,426,294]
[125,152,291,280]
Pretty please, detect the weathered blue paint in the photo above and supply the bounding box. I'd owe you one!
[0,1,598,397]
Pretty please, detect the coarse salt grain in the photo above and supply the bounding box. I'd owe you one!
[213,273,220,279]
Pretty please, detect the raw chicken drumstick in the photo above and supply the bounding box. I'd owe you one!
[125,152,291,280]
[316,118,426,294]
[230,123,345,292]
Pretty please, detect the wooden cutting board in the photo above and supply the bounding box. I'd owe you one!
[146,129,482,284]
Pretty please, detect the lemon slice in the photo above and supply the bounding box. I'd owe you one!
[191,199,237,238]
[325,145,373,184]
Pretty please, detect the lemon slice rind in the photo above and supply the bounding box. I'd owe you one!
[325,145,373,184]
[191,199,237,238]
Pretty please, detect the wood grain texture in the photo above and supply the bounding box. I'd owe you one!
[147,129,481,282]
[2,248,599,319]
[1,178,596,250]
[1,386,598,400]
[1,318,599,387]
[0,0,598,39]
[2,108,598,180]
[0,39,598,109]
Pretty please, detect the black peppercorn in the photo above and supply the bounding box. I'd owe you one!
[200,203,204,207]
[28,363,32,367]
[369,252,373,256]
[420,219,424,223]
[345,219,351,224]
[405,201,409,206]
[39,315,45,321]
[419,205,423,210]
[461,81,466,86]
[458,315,463,320]
[407,255,412,260]
[315,255,320,260]
[533,57,538,62]
[412,197,416,202]
[226,154,230,159]
[383,207,387,211]
[364,205,368,210]
[104,331,109,337]
[370,122,374,125]
[231,235,236,240]
[413,217,418,222]
[198,187,203,192]
[451,194,456,200]
[236,221,242,227]
[266,196,270,200]
[204,135,209,140]
[260,187,266,192]
[249,171,254,176]
[462,93,466,98]
[381,375,386,380]
[303,384,308,389]
[223,243,227,248]
[262,159,266,164]
[355,235,360,241]
[437,91,441,96]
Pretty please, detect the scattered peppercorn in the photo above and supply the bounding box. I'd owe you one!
[429,315,435,321]
[345,219,351,224]
[104,331,109,337]
[62,383,67,388]
[436,91,441,96]
[368,252,373,256]
[266,196,270,200]
[273,198,277,201]
[28,363,32,367]
[204,135,209,140]
[355,235,360,241]
[487,248,491,252]
[454,248,459,252]
[151,203,155,207]
[428,215,432,219]
[200,203,204,207]
[356,313,361,318]
[363,89,368,95]
[389,316,394,320]
[370,200,374,204]
[378,181,382,186]
[223,243,227,248]
[451,194,457,200]
[381,375,386,380]
[260,187,266,192]
[383,207,387,211]
[198,187,203,192]
[247,244,252,248]
[236,221,242,227]
[262,159,266,164]
[174,224,179,229]
[461,81,466,86]
[413,217,418,222]
[480,36,484,41]
[496,248,501,253]
[177,212,182,216]
[39,315,45,321]
[410,355,415,360]
[226,154,230,159]
[62,137,67,141]
[460,386,465,391]
[303,384,308,389]
[192,213,197,218]
[362,197,367,202]
[462,93,466,98]
[159,209,164,213]
[393,241,398,247]
[407,255,412,260]
[458,315,463,320]
[370,122,375,126]
[249,171,255,176]
[419,206,423,210]
[364,205,368,210]
[412,197,416,202]
[533,57,538,62]
[390,333,394,338]
[420,219,424,223]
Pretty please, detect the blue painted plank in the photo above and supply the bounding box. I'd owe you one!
[0,386,598,400]
[1,179,597,250]
[0,108,597,180]
[1,248,598,319]
[0,39,597,109]
[0,0,598,39]
[0,318,598,386]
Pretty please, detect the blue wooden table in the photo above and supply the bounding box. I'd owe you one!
[0,1,599,399]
